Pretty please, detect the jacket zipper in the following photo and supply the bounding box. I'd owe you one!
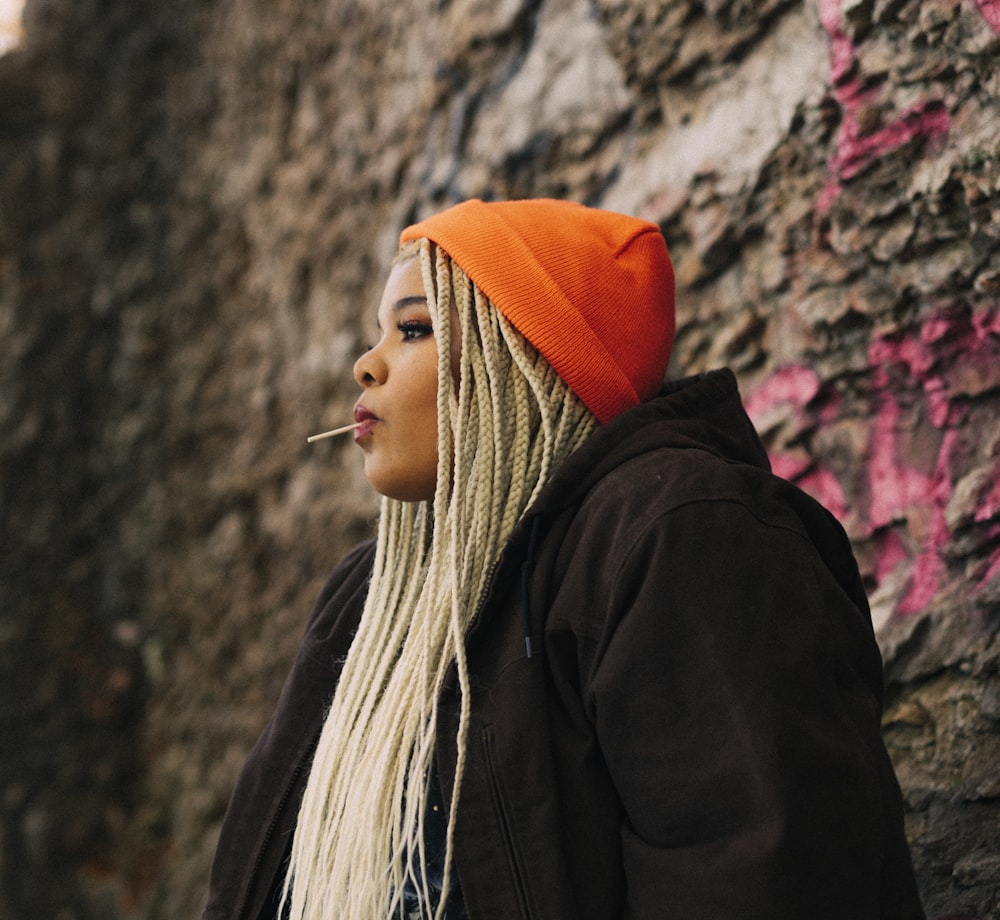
[481,725,534,920]
[241,733,318,920]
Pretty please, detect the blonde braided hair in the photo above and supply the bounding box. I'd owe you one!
[282,239,597,919]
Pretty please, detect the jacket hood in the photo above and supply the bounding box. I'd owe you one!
[528,368,771,520]
[493,366,867,667]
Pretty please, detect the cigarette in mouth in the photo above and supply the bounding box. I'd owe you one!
[307,422,364,443]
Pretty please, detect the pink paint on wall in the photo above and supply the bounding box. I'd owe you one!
[818,0,951,212]
[745,367,847,519]
[797,467,848,522]
[819,0,854,84]
[973,305,1000,338]
[865,391,932,532]
[980,531,1000,588]
[866,307,1000,614]
[897,429,955,615]
[835,104,950,183]
[748,306,1000,619]
[744,364,822,421]
[977,0,1000,32]
[976,480,1000,524]
[769,453,812,481]
[874,529,909,586]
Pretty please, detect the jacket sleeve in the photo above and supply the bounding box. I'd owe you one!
[202,539,375,920]
[579,496,923,920]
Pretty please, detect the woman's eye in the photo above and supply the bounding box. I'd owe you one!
[398,321,433,342]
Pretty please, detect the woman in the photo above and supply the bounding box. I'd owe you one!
[203,199,924,919]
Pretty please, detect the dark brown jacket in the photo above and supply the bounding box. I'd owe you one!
[203,369,925,920]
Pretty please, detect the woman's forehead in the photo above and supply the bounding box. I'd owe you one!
[375,258,427,326]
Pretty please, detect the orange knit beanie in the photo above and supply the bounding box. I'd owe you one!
[400,198,675,424]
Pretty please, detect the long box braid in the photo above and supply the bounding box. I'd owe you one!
[282,239,597,919]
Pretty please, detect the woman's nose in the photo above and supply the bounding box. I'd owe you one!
[353,342,386,388]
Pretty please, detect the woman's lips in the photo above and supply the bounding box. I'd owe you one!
[353,405,379,440]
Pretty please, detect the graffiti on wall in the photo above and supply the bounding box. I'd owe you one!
[771,0,1000,625]
[817,0,954,212]
[976,0,1000,31]
[747,307,1000,625]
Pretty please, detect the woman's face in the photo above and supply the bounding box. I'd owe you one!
[352,257,440,502]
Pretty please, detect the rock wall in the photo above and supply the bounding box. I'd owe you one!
[0,0,997,916]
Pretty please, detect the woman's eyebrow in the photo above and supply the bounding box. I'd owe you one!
[394,295,429,312]
[376,295,430,329]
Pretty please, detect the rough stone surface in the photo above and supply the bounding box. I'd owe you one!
[1,0,998,917]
